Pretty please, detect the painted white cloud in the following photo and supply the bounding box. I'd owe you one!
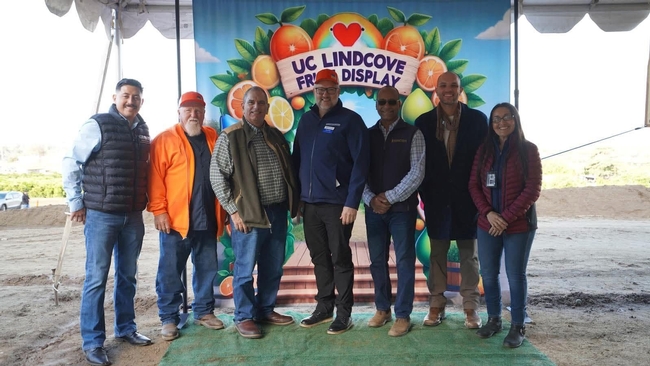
[195,42,220,63]
[476,10,511,40]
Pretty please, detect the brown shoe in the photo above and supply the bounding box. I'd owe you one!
[388,317,411,337]
[194,313,225,330]
[235,319,262,339]
[161,323,179,341]
[368,310,392,328]
[464,309,482,329]
[258,311,294,326]
[423,307,445,326]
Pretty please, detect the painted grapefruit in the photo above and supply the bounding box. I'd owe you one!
[219,276,233,297]
[416,56,448,92]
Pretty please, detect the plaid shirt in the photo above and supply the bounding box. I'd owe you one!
[210,120,287,215]
[362,119,426,206]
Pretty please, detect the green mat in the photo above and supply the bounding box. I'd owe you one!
[160,311,555,366]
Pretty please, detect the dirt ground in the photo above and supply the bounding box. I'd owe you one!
[1,185,649,366]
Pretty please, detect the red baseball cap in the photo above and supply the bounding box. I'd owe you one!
[315,69,339,85]
[179,91,206,107]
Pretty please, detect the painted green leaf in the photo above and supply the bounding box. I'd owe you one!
[255,26,270,54]
[267,29,274,40]
[234,39,258,62]
[219,231,231,247]
[211,92,227,112]
[377,18,394,36]
[304,92,316,107]
[211,74,239,92]
[280,5,306,23]
[461,74,487,94]
[301,18,318,38]
[426,27,441,56]
[269,86,285,98]
[406,13,431,26]
[256,13,278,25]
[316,14,329,27]
[224,247,234,258]
[217,270,230,277]
[466,92,485,108]
[368,14,378,26]
[227,59,251,74]
[387,6,406,23]
[446,59,469,74]
[438,39,462,62]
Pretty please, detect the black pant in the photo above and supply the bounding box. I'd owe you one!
[303,203,354,318]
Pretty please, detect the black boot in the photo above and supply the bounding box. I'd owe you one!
[503,324,526,348]
[476,317,502,338]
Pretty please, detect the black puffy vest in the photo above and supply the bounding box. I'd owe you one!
[368,119,418,212]
[82,104,150,213]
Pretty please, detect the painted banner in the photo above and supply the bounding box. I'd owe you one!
[193,0,511,299]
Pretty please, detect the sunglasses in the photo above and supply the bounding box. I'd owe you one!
[377,99,398,106]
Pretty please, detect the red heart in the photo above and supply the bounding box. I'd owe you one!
[332,23,362,47]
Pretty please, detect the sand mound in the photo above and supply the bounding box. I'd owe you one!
[1,185,649,228]
[0,205,155,228]
[536,185,650,219]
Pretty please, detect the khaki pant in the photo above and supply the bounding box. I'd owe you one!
[428,239,480,310]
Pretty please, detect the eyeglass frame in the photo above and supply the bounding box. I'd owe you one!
[377,99,399,106]
[492,114,515,123]
[314,86,339,95]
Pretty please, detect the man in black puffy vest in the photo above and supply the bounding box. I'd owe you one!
[364,86,426,337]
[62,78,152,366]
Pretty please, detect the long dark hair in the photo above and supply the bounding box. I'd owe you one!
[478,102,529,179]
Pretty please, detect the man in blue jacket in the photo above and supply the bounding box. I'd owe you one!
[292,68,370,335]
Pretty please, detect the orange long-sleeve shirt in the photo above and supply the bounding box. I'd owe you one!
[147,123,226,238]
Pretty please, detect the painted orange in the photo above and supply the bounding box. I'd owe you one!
[270,24,313,62]
[382,25,425,60]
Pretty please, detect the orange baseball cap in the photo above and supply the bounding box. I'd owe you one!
[179,91,206,107]
[315,69,339,85]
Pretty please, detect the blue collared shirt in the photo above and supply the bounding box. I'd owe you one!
[62,114,142,212]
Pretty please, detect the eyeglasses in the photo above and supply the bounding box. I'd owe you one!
[314,87,339,95]
[492,114,515,123]
[377,99,399,106]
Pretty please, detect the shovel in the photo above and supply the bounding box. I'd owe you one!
[52,213,72,305]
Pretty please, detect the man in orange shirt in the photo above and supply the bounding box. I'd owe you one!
[148,91,227,341]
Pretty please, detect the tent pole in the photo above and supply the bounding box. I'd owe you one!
[95,35,114,114]
[513,0,520,109]
[643,40,650,127]
[114,8,123,80]
[173,0,191,330]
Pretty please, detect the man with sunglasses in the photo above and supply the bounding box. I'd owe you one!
[363,86,425,336]
[414,71,488,331]
[293,68,369,335]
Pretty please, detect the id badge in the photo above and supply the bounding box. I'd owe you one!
[486,171,497,188]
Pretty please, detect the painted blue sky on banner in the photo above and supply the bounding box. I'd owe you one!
[194,0,510,130]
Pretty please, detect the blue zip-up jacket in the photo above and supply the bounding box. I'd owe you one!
[292,99,370,209]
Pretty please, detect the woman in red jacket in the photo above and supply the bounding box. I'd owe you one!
[468,102,542,348]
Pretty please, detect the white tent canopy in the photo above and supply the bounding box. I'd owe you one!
[45,0,650,38]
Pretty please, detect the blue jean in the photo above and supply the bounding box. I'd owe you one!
[477,228,535,326]
[156,229,218,325]
[80,209,144,351]
[230,204,287,322]
[365,208,416,318]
